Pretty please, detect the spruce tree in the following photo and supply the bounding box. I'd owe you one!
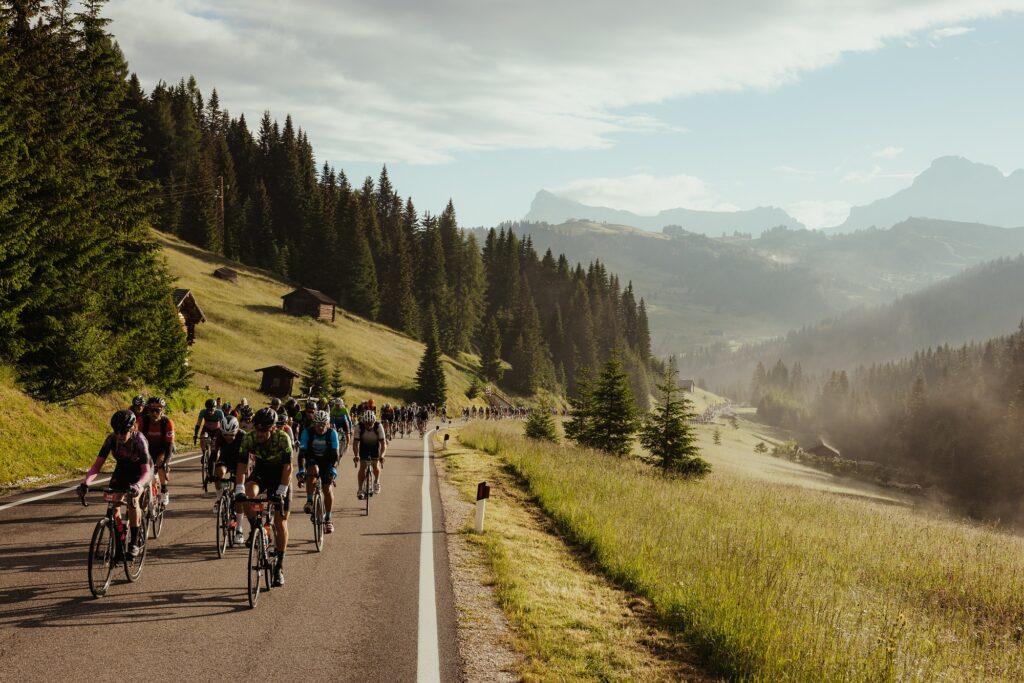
[479,317,504,381]
[568,353,639,456]
[525,404,558,443]
[345,202,380,320]
[564,367,596,446]
[329,364,346,399]
[302,336,330,398]
[415,309,448,406]
[640,367,708,476]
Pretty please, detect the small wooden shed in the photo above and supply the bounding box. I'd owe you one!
[213,267,238,283]
[282,287,337,322]
[679,379,696,392]
[806,440,841,459]
[173,288,206,345]
[255,365,301,398]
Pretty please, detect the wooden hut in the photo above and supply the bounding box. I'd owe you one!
[172,288,206,345]
[680,379,696,392]
[213,266,238,283]
[255,365,301,398]
[805,440,841,459]
[281,287,337,322]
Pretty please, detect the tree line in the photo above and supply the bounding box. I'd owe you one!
[0,2,189,403]
[750,323,1024,520]
[127,75,657,400]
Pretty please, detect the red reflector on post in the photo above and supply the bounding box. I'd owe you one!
[476,481,490,501]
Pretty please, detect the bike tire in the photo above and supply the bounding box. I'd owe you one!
[151,500,165,539]
[215,496,229,558]
[87,519,116,598]
[247,526,263,608]
[364,472,371,516]
[313,489,324,552]
[124,524,146,582]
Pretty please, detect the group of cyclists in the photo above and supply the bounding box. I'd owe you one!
[77,393,438,590]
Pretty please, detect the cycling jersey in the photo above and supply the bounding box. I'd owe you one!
[330,407,351,434]
[95,431,153,492]
[239,429,293,467]
[214,432,244,470]
[197,408,225,434]
[139,415,175,461]
[355,421,387,459]
[299,427,340,459]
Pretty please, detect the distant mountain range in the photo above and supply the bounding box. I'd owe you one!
[494,217,1024,356]
[524,190,805,236]
[527,156,1024,236]
[833,156,1024,232]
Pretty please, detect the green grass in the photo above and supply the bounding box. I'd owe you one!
[443,429,708,681]
[460,422,1024,682]
[0,230,486,488]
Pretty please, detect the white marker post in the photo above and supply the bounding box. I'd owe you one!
[442,433,450,450]
[474,481,490,534]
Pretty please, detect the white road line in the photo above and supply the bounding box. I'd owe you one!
[0,452,203,513]
[418,431,441,683]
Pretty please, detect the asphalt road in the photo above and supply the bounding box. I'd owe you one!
[0,429,460,682]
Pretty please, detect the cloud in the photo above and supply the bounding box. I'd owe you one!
[842,165,917,183]
[872,146,904,159]
[785,200,852,230]
[105,1,1024,164]
[772,165,821,176]
[550,174,739,215]
[930,25,976,41]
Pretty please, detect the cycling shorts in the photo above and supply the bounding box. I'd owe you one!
[358,444,382,461]
[248,466,291,514]
[304,453,339,483]
[109,463,153,508]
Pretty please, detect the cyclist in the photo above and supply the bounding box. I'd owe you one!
[139,396,175,507]
[233,408,292,587]
[353,409,386,499]
[239,405,255,433]
[416,404,429,435]
[381,403,395,441]
[77,410,152,560]
[129,395,146,430]
[330,398,352,452]
[194,398,226,483]
[300,410,340,532]
[213,417,246,545]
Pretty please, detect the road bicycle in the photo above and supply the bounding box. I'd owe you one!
[309,475,327,552]
[242,495,280,608]
[212,477,240,558]
[142,476,166,539]
[199,433,212,492]
[360,459,378,516]
[79,487,147,598]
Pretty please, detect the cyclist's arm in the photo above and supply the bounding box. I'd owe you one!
[377,425,387,458]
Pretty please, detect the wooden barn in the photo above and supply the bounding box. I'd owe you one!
[806,440,841,459]
[255,365,301,398]
[213,266,238,283]
[172,288,205,345]
[282,287,337,322]
[679,379,696,392]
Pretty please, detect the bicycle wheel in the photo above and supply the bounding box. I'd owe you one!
[364,472,371,516]
[152,499,165,538]
[87,519,116,598]
[313,488,324,552]
[248,525,264,608]
[215,495,229,558]
[124,524,146,582]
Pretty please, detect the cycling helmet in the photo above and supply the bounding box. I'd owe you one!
[240,398,249,407]
[313,409,330,425]
[367,398,376,409]
[205,398,216,409]
[332,398,344,407]
[305,399,317,410]
[253,407,277,429]
[131,395,145,407]
[277,411,289,426]
[240,405,255,419]
[222,402,232,414]
[284,397,297,409]
[222,416,240,435]
[360,410,377,425]
[111,409,137,433]
[269,397,282,409]
[147,396,166,408]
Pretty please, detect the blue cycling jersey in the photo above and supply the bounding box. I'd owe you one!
[299,427,340,458]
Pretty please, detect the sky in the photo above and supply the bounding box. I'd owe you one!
[106,1,1024,229]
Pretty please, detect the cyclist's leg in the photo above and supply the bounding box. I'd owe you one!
[273,485,289,553]
[321,454,337,515]
[244,479,262,526]
[304,458,319,512]
[371,458,381,491]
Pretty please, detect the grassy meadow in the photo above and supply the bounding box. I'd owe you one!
[459,422,1024,681]
[0,230,485,489]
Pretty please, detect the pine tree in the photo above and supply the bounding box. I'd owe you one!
[587,353,641,456]
[329,364,346,399]
[415,309,448,405]
[564,367,596,447]
[640,366,708,476]
[301,336,330,398]
[466,375,482,400]
[345,203,380,320]
[525,404,558,443]
[712,428,722,446]
[479,317,504,381]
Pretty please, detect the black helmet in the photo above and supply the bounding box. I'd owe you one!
[222,402,233,413]
[205,398,216,409]
[276,411,288,427]
[254,407,277,429]
[240,405,255,419]
[111,410,137,433]
[147,396,166,408]
[285,397,297,409]
[131,395,145,407]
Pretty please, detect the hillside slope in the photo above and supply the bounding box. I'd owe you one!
[0,230,485,489]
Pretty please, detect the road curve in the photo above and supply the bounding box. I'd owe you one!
[0,428,461,682]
